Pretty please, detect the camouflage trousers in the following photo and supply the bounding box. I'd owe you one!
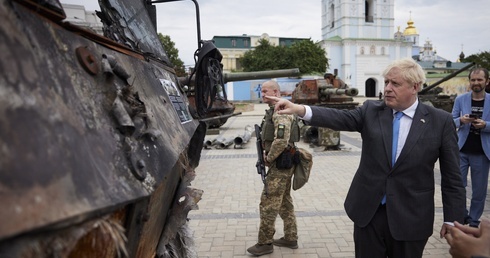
[258,164,297,244]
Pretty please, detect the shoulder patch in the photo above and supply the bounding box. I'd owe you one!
[277,124,285,139]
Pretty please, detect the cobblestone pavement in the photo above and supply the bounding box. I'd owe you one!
[188,99,490,258]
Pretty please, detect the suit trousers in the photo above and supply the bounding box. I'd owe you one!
[460,151,490,225]
[353,205,428,258]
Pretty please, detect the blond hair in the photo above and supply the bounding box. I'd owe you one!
[382,58,426,90]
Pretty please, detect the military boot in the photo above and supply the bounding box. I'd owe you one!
[272,237,298,249]
[246,243,273,256]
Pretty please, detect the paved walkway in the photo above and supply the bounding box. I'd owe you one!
[188,98,490,258]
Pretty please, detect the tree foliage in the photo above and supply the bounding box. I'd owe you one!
[462,51,490,71]
[240,38,329,75]
[240,39,281,71]
[289,40,329,75]
[158,33,186,76]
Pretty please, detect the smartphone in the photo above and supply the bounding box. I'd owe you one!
[469,114,478,119]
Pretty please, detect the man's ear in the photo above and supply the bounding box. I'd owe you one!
[413,82,421,92]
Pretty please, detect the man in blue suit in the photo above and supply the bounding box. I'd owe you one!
[267,58,466,258]
[452,67,490,228]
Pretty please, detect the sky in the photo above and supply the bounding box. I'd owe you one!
[61,0,490,67]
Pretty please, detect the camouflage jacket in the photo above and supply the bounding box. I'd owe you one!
[262,110,296,162]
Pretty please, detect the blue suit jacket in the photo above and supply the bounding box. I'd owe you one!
[451,92,490,160]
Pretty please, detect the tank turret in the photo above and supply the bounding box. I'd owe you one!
[292,77,359,109]
[290,72,359,150]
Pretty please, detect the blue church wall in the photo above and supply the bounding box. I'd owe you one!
[364,25,376,38]
[351,28,359,38]
[327,45,342,74]
[349,45,358,86]
[349,19,360,38]
[380,19,391,38]
[381,27,391,38]
[389,47,397,58]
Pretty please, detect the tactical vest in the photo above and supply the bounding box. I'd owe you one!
[261,107,300,143]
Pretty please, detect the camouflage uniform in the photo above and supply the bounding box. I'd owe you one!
[258,107,298,244]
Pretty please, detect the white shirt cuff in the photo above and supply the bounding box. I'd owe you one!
[301,105,312,122]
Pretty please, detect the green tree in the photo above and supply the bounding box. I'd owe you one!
[158,33,186,76]
[240,38,328,75]
[240,38,281,71]
[462,51,490,70]
[288,40,329,75]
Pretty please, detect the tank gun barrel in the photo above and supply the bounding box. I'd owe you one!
[419,62,475,94]
[320,87,359,96]
[178,68,300,86]
[223,68,300,83]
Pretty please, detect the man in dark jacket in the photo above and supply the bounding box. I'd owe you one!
[266,58,466,258]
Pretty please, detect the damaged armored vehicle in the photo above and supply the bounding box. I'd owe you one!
[291,71,358,149]
[0,0,229,257]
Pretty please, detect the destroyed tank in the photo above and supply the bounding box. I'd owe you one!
[0,0,223,257]
[180,68,300,128]
[418,62,475,112]
[291,72,359,149]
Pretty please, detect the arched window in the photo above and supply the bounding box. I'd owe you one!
[330,4,335,28]
[370,46,375,55]
[365,0,374,22]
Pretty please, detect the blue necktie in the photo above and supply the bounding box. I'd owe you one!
[381,111,403,205]
[392,111,403,165]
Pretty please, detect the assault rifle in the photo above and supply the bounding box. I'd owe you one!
[254,124,268,196]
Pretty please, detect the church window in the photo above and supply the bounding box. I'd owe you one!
[365,0,374,22]
[330,4,335,28]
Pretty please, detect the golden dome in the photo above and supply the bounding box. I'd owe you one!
[403,18,418,36]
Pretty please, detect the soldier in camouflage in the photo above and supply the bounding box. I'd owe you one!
[247,80,300,256]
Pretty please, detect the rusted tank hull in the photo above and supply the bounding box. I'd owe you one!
[291,78,358,148]
[0,0,203,257]
[292,78,358,108]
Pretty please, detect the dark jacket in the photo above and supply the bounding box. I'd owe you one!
[309,100,466,241]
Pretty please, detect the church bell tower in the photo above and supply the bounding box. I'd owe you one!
[322,0,395,40]
[321,0,412,97]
